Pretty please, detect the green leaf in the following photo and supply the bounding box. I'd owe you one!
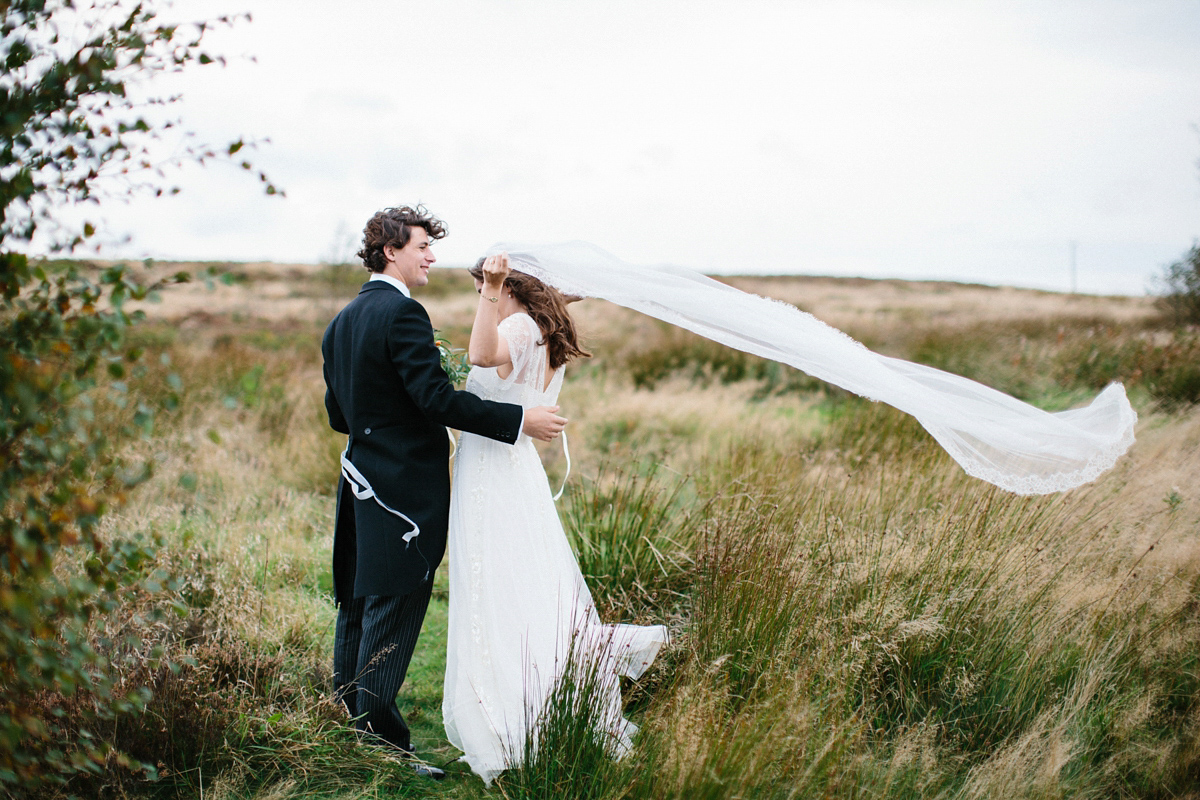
[0,2,276,786]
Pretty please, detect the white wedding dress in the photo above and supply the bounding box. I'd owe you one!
[443,312,669,786]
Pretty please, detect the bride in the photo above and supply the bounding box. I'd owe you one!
[442,253,669,785]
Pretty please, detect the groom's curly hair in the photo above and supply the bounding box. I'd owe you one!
[357,205,447,273]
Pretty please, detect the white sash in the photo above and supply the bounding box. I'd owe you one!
[339,448,420,544]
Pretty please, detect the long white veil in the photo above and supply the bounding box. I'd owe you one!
[488,240,1137,496]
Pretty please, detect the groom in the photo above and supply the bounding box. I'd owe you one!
[321,205,566,776]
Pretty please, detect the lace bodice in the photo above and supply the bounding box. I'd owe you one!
[464,312,564,409]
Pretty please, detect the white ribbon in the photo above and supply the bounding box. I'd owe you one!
[340,448,420,544]
[552,430,571,502]
[448,429,571,501]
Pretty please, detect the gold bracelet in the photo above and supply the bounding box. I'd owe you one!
[486,295,499,303]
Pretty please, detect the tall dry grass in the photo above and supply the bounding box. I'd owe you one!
[44,268,1200,798]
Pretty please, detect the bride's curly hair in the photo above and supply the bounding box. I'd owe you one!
[470,259,591,370]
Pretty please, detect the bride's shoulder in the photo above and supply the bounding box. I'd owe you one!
[506,310,534,323]
[500,311,538,334]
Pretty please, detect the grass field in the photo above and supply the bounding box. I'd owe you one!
[60,263,1200,799]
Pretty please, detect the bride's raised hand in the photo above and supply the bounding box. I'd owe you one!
[481,252,511,295]
[470,252,513,370]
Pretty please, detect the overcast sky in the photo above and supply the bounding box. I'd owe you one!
[87,0,1200,294]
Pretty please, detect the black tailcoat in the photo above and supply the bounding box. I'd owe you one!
[322,281,522,602]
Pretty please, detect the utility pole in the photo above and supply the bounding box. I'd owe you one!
[1069,240,1078,294]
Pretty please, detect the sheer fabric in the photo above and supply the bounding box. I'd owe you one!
[485,241,1137,496]
[443,313,668,785]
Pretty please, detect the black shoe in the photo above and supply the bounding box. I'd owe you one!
[397,742,446,780]
[411,762,446,780]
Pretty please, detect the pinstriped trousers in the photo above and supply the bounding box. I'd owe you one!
[333,581,434,752]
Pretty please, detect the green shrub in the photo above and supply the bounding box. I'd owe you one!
[0,257,172,790]
[0,1,272,791]
[1144,333,1200,405]
[1054,326,1200,406]
[623,324,822,396]
[1156,242,1200,326]
[563,461,695,621]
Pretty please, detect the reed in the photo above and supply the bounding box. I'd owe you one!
[37,272,1200,799]
[561,459,696,621]
[495,626,629,800]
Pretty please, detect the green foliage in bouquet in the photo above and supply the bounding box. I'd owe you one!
[436,330,471,385]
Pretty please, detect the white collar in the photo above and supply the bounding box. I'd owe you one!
[368,272,411,298]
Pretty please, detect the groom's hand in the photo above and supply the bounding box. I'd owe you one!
[523,405,567,441]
